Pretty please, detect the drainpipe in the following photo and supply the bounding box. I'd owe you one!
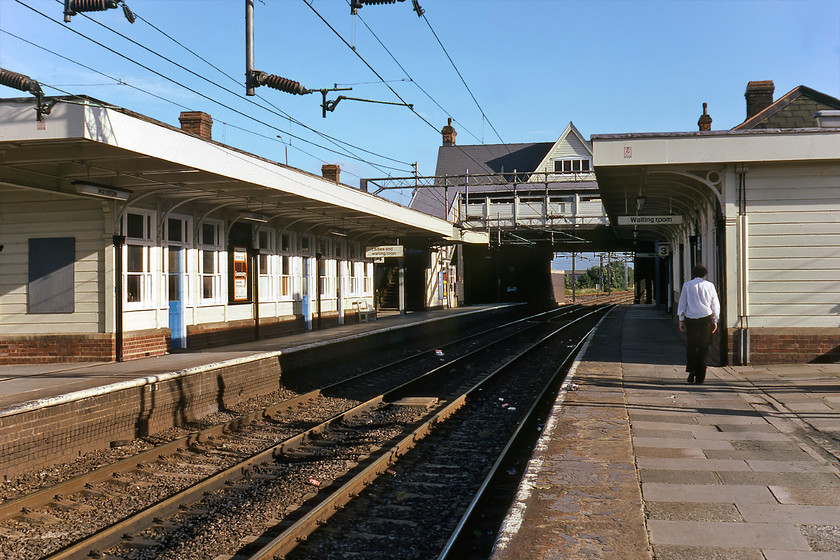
[736,165,750,365]
[315,252,323,329]
[113,235,126,362]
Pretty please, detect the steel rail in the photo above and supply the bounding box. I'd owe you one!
[0,306,565,526]
[437,305,614,559]
[244,306,610,559]
[30,306,574,559]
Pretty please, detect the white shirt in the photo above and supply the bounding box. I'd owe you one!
[677,277,720,323]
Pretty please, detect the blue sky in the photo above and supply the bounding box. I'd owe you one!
[2,0,839,269]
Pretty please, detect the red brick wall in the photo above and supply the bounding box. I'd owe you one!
[0,356,282,480]
[727,327,840,364]
[0,330,169,364]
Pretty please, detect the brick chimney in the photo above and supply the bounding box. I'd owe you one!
[441,118,457,146]
[698,102,712,131]
[745,81,774,119]
[179,111,213,139]
[321,164,340,183]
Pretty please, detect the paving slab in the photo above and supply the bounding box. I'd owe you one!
[492,304,840,560]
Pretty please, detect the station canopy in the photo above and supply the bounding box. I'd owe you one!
[0,96,485,247]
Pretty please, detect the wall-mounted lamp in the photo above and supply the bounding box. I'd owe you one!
[635,196,647,211]
[73,180,132,201]
[240,212,269,223]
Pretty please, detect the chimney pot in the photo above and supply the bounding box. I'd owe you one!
[441,118,457,146]
[745,80,775,119]
[179,111,213,139]
[321,164,340,183]
[698,102,712,131]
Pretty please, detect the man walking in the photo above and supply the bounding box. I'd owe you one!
[677,263,720,384]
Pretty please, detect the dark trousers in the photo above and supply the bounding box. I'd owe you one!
[685,315,713,382]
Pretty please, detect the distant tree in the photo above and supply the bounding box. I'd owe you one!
[567,260,633,291]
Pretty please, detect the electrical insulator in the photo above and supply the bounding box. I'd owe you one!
[64,0,135,22]
[351,0,403,13]
[258,73,310,96]
[0,68,42,95]
[69,0,119,12]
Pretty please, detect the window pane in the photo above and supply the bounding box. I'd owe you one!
[202,250,215,273]
[259,254,268,272]
[169,275,179,302]
[127,275,141,302]
[202,223,215,246]
[203,276,214,299]
[259,231,269,250]
[168,249,179,271]
[127,245,144,273]
[281,234,291,252]
[167,218,182,242]
[126,213,144,238]
[582,160,591,171]
[563,160,572,173]
[572,160,581,172]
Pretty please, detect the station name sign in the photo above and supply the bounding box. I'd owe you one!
[617,215,683,225]
[365,245,404,258]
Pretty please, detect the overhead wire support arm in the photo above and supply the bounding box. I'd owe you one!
[321,90,413,118]
[0,67,56,122]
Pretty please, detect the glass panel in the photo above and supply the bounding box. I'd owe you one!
[202,223,216,246]
[167,218,183,242]
[202,276,214,299]
[126,213,144,239]
[168,248,179,271]
[168,275,179,302]
[281,233,291,252]
[259,254,268,272]
[202,250,215,273]
[127,245,144,272]
[127,275,141,302]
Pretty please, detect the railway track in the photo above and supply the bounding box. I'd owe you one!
[0,304,609,560]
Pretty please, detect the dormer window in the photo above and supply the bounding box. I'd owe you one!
[553,158,591,174]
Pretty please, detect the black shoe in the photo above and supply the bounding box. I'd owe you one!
[687,373,695,383]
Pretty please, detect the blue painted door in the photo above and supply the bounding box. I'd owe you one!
[302,256,312,330]
[168,247,186,349]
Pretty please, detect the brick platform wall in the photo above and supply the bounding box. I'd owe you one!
[727,327,840,364]
[0,334,114,364]
[0,356,282,480]
[0,330,170,364]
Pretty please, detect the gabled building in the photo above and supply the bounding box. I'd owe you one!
[411,121,607,237]
[408,121,613,304]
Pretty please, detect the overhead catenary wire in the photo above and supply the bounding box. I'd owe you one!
[420,11,509,152]
[14,0,412,177]
[352,9,484,145]
[306,0,512,210]
[73,1,412,173]
[303,0,453,207]
[128,9,411,173]
[0,28,364,181]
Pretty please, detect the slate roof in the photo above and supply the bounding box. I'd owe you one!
[410,142,555,218]
[733,85,840,130]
